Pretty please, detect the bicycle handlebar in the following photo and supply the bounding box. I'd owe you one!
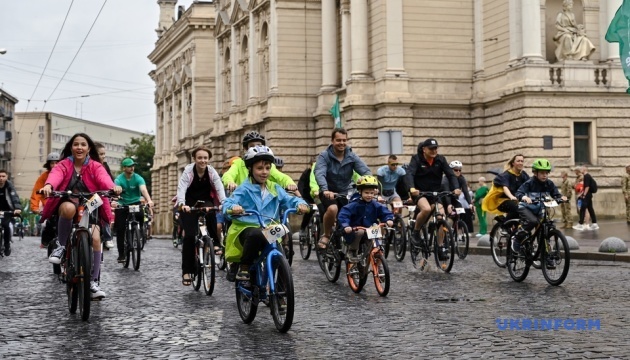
[227,208,299,227]
[45,190,117,199]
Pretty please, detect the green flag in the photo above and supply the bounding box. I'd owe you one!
[606,0,630,93]
[329,95,341,128]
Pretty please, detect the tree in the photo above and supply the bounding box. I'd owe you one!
[124,134,155,194]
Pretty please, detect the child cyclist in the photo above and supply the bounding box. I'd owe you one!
[223,145,309,281]
[513,159,567,264]
[338,176,394,262]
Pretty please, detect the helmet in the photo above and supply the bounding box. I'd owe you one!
[356,175,379,190]
[244,145,275,168]
[46,152,60,162]
[449,160,463,169]
[532,158,552,171]
[242,131,266,148]
[274,157,285,168]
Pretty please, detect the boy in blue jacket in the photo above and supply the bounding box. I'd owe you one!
[513,159,567,263]
[338,176,394,262]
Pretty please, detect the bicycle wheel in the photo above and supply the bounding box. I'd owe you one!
[66,241,78,314]
[489,222,508,268]
[283,232,293,267]
[299,222,312,260]
[346,261,367,293]
[202,236,216,296]
[409,226,429,269]
[193,242,203,291]
[433,220,454,273]
[541,229,570,286]
[124,230,131,269]
[235,283,258,324]
[270,255,294,333]
[141,224,147,250]
[393,216,407,262]
[454,220,469,259]
[133,227,142,271]
[507,237,530,282]
[76,231,92,321]
[383,228,392,259]
[372,253,390,297]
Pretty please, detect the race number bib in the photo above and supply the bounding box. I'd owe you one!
[366,225,382,240]
[408,205,416,212]
[199,225,208,237]
[86,194,103,213]
[543,200,559,208]
[392,201,403,209]
[128,205,140,213]
[455,207,466,214]
[263,224,289,244]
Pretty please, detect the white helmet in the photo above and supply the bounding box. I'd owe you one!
[449,160,463,169]
[243,145,275,168]
[47,152,61,162]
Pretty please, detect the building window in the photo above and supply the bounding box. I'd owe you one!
[573,121,591,165]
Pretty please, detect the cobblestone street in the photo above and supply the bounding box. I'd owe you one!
[1,236,629,358]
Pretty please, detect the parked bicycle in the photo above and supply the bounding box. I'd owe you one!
[117,204,146,271]
[407,191,456,272]
[346,223,391,297]
[48,190,115,321]
[506,196,570,286]
[298,204,320,261]
[187,203,220,296]
[230,208,297,333]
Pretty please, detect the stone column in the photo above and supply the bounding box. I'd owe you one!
[350,0,368,77]
[231,30,238,106]
[605,0,622,61]
[270,0,278,90]
[341,1,351,83]
[521,0,543,60]
[508,0,522,62]
[249,15,257,100]
[215,41,221,113]
[385,0,405,74]
[473,0,484,73]
[321,0,337,91]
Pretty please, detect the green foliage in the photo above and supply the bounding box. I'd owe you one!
[124,134,155,193]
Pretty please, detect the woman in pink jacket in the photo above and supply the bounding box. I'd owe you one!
[40,133,122,300]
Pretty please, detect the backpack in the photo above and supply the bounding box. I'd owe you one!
[589,177,598,193]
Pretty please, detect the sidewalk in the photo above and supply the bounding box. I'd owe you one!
[468,220,630,262]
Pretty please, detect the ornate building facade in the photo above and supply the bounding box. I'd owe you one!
[150,0,629,233]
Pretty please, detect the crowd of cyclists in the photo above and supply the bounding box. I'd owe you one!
[0,127,575,325]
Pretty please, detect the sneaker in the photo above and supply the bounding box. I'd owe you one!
[49,247,65,264]
[545,257,556,269]
[3,246,10,257]
[347,250,359,263]
[226,263,238,282]
[104,240,114,249]
[510,236,521,253]
[90,281,106,300]
[236,266,250,281]
[572,224,585,231]
[588,223,599,230]
[411,230,422,247]
[117,254,126,263]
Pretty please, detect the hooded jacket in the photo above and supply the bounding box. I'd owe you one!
[0,180,22,211]
[314,145,371,193]
[176,163,226,207]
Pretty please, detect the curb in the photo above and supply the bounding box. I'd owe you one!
[469,246,630,263]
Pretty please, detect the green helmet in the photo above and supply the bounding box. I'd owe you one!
[532,158,552,171]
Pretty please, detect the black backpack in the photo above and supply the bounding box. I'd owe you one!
[589,177,598,193]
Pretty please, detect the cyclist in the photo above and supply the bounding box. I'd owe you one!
[314,128,371,249]
[338,176,394,262]
[41,133,121,300]
[0,169,22,257]
[223,131,297,193]
[94,142,115,249]
[30,152,60,248]
[376,155,406,210]
[94,142,115,181]
[176,146,225,286]
[223,145,308,281]
[404,138,460,259]
[512,159,567,264]
[442,160,474,234]
[140,197,153,240]
[113,158,154,263]
[297,157,317,239]
[482,154,530,220]
[171,196,183,246]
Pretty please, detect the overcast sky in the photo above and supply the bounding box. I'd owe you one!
[0,0,196,134]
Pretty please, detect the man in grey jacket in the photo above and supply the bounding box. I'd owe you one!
[0,170,22,256]
[314,128,371,248]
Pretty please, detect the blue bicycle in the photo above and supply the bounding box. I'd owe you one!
[229,208,297,333]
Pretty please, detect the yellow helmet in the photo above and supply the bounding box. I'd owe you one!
[356,175,379,190]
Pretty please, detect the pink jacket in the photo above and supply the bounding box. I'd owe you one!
[41,157,115,223]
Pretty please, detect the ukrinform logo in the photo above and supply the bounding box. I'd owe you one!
[495,318,600,331]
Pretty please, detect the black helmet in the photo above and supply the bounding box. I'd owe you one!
[244,145,275,168]
[242,131,266,149]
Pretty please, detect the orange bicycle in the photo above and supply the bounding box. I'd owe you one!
[345,223,390,297]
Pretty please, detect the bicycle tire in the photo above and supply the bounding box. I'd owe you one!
[299,220,312,260]
[270,255,294,333]
[393,216,407,262]
[283,232,293,267]
[346,261,367,293]
[507,237,530,282]
[77,231,92,321]
[489,222,508,268]
[124,229,131,269]
[66,240,78,314]
[202,236,216,296]
[235,282,258,324]
[383,228,391,259]
[141,223,147,250]
[193,242,203,291]
[133,227,142,271]
[541,229,570,286]
[372,253,390,297]
[433,219,454,273]
[454,220,469,259]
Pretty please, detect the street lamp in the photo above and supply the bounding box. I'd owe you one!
[0,49,6,55]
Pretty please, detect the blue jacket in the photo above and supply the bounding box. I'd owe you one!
[337,197,394,229]
[314,145,371,193]
[515,178,562,215]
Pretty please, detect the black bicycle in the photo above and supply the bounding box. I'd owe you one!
[186,203,220,296]
[506,196,570,286]
[118,204,146,271]
[488,214,519,268]
[0,212,22,257]
[408,191,456,273]
[299,204,320,260]
[48,190,115,321]
[449,206,470,259]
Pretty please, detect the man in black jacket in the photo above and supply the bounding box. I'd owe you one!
[0,170,22,256]
[404,139,460,257]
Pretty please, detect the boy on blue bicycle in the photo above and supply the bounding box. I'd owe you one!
[513,159,567,259]
[338,176,394,262]
[223,146,309,281]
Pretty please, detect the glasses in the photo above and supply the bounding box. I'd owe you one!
[388,163,400,166]
[453,169,462,172]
